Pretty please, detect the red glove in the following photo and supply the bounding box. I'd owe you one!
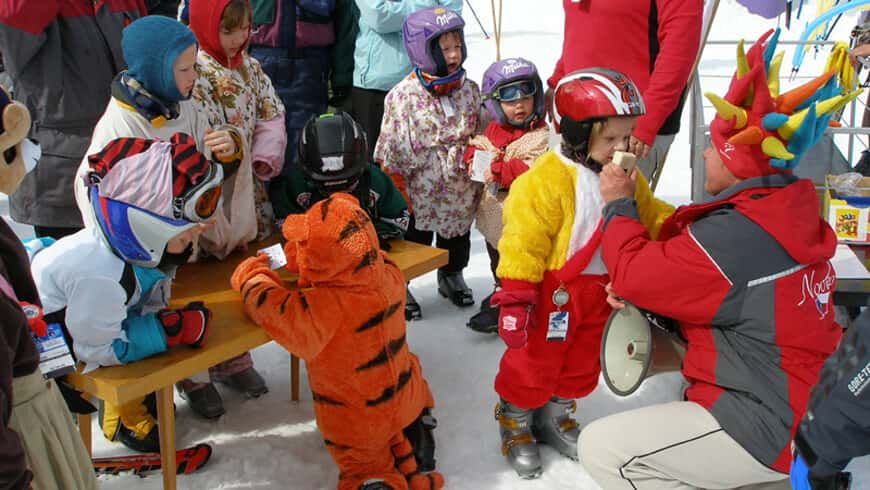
[158,301,211,348]
[490,279,538,349]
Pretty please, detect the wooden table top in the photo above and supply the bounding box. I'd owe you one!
[65,239,447,405]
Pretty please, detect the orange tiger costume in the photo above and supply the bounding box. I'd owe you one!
[231,193,443,490]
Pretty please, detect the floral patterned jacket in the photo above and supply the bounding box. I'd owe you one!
[375,74,483,238]
[191,50,287,258]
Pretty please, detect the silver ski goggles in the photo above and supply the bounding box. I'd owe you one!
[492,80,537,102]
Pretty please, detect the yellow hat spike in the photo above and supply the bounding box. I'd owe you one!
[829,88,863,114]
[768,51,784,97]
[705,92,748,129]
[761,136,795,160]
[736,39,749,78]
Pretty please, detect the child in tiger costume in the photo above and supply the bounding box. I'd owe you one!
[231,193,442,490]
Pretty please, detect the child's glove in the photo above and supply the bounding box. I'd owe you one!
[158,301,211,348]
[490,279,538,349]
[231,254,282,292]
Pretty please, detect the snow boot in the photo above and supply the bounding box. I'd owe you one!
[531,397,580,460]
[213,366,269,398]
[402,408,437,472]
[466,292,499,333]
[117,424,160,453]
[405,287,422,321]
[437,270,474,307]
[495,399,543,479]
[178,382,226,419]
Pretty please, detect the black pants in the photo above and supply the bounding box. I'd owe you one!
[34,225,80,240]
[486,241,500,285]
[404,215,470,273]
[351,87,388,162]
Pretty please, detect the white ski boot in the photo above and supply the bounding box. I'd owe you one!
[532,397,580,460]
[495,399,543,479]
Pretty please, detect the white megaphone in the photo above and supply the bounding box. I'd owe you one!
[600,303,687,396]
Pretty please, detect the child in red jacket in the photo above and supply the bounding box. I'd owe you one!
[464,58,549,334]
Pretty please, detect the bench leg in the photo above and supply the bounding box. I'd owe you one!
[291,354,299,401]
[156,386,176,490]
[78,412,92,455]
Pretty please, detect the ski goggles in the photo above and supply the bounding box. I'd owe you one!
[172,162,224,222]
[491,80,537,102]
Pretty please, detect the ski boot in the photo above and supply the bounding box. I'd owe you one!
[402,408,438,472]
[405,287,422,321]
[213,366,269,398]
[466,291,499,333]
[495,399,543,479]
[99,395,161,453]
[437,270,474,307]
[177,382,226,419]
[531,397,580,460]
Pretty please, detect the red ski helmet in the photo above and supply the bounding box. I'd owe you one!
[553,67,645,134]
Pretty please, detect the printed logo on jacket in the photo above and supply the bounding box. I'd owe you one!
[797,263,834,320]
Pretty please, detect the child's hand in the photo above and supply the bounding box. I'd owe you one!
[483,167,494,184]
[204,128,237,159]
[628,136,650,159]
[166,222,213,254]
[253,161,271,177]
[231,254,280,292]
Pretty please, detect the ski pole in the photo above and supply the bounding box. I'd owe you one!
[465,0,491,39]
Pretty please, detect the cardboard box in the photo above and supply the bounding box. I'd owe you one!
[824,175,870,243]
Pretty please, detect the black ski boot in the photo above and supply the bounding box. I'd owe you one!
[405,287,422,321]
[531,397,580,461]
[402,408,437,472]
[437,270,474,307]
[466,291,499,333]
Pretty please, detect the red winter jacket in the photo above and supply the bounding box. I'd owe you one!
[601,174,842,473]
[549,0,702,145]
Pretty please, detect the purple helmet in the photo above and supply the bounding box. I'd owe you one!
[481,58,545,128]
[403,7,467,77]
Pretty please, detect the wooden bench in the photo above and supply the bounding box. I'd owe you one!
[66,239,447,489]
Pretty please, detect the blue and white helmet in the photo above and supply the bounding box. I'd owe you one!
[86,133,224,267]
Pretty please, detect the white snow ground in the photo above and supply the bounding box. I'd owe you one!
[3,0,870,488]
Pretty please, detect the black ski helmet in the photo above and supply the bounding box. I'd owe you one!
[299,112,368,192]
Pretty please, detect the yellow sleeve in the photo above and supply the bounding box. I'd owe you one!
[496,157,567,283]
[633,171,675,240]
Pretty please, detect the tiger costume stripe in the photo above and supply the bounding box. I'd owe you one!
[231,193,441,490]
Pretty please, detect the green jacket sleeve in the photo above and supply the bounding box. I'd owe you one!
[368,164,409,239]
[272,168,315,219]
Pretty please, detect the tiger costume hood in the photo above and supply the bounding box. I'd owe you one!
[281,193,387,287]
[231,193,442,490]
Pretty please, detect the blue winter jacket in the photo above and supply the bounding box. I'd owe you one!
[353,0,463,92]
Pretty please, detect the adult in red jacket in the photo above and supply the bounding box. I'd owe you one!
[547,0,702,183]
[578,30,848,488]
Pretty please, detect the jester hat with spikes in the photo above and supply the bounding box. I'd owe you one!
[706,28,862,179]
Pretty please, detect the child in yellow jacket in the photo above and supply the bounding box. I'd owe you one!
[490,67,673,479]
